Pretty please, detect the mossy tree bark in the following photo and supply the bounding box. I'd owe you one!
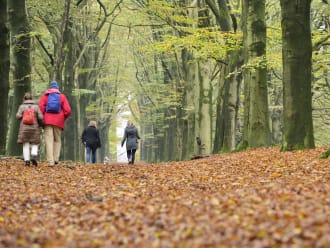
[7,0,31,156]
[0,0,10,155]
[211,0,242,153]
[194,2,213,155]
[182,49,197,159]
[280,0,315,151]
[197,60,213,154]
[241,0,271,149]
[62,19,77,161]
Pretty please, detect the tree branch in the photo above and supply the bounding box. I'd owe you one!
[35,35,54,65]
[313,34,330,51]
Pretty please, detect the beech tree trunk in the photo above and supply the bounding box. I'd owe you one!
[182,49,197,159]
[241,0,271,149]
[210,0,242,153]
[280,0,315,150]
[7,0,31,155]
[0,0,10,154]
[62,21,77,161]
[194,2,213,155]
[197,61,213,154]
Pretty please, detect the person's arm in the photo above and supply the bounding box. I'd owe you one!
[36,106,44,127]
[81,129,86,145]
[16,105,24,120]
[38,94,46,114]
[96,129,101,148]
[136,128,141,139]
[121,129,127,147]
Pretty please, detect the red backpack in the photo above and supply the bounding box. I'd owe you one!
[22,106,35,125]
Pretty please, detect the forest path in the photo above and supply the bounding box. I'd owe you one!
[0,146,329,247]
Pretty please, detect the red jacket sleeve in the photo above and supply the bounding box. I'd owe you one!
[38,94,47,114]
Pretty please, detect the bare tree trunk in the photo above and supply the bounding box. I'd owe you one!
[62,20,77,161]
[7,0,31,155]
[241,0,271,148]
[280,0,315,150]
[197,61,213,154]
[0,0,10,154]
[52,0,71,81]
[222,61,242,152]
[182,49,197,159]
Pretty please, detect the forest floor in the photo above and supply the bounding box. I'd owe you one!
[0,146,329,248]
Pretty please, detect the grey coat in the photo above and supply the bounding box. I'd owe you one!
[121,125,140,150]
[16,100,44,144]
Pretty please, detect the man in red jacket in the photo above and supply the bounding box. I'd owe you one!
[39,81,71,166]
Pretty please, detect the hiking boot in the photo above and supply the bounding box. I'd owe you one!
[31,156,38,166]
[25,161,30,166]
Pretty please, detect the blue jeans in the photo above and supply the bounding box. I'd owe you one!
[86,146,97,163]
[127,149,137,164]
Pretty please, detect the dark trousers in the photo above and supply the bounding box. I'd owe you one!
[127,149,137,164]
[86,146,97,163]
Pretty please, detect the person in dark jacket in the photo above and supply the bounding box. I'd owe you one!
[16,92,44,166]
[81,120,101,164]
[121,120,140,164]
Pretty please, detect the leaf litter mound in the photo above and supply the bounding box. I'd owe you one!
[0,147,329,247]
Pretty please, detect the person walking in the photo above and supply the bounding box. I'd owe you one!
[121,120,140,164]
[38,81,71,166]
[81,120,101,164]
[16,92,44,166]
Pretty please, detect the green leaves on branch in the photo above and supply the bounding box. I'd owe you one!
[146,29,242,61]
[72,88,96,96]
[143,0,194,26]
[241,55,267,72]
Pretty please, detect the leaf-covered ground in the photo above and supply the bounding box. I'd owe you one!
[0,147,329,248]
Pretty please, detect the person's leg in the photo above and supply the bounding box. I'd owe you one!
[53,126,62,164]
[23,143,30,166]
[127,150,132,164]
[131,149,136,164]
[86,146,91,163]
[30,144,39,166]
[91,148,97,163]
[44,125,54,165]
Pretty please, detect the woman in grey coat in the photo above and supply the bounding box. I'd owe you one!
[121,120,140,164]
[16,92,44,166]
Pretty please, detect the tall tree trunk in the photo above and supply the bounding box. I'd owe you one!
[7,0,31,155]
[221,58,242,152]
[62,89,76,160]
[62,20,77,161]
[194,2,213,154]
[280,0,315,150]
[0,0,10,155]
[213,65,226,153]
[98,118,110,163]
[52,0,71,81]
[197,61,213,154]
[270,106,282,144]
[209,0,242,153]
[182,49,197,159]
[241,0,271,148]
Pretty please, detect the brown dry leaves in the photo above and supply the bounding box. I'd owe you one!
[0,147,329,248]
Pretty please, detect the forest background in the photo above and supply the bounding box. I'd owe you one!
[0,0,329,163]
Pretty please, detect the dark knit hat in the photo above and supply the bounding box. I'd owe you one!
[50,81,59,89]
